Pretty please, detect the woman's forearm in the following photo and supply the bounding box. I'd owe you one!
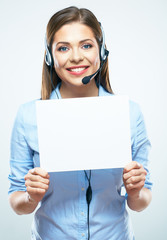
[127,187,152,212]
[9,191,38,215]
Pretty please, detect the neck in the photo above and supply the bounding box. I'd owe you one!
[59,80,99,98]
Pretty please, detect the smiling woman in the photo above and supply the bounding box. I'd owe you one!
[42,6,113,99]
[51,22,100,97]
[8,6,152,240]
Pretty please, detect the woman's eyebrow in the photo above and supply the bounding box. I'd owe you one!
[56,39,94,46]
[79,39,94,43]
[56,41,69,46]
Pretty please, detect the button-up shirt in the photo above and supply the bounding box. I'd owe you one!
[8,85,152,240]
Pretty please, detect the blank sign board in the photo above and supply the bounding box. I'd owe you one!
[36,95,132,172]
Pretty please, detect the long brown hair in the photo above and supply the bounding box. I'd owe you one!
[41,6,113,99]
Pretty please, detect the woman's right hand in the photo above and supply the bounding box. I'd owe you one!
[24,167,50,203]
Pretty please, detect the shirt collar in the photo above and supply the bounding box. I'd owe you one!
[49,83,112,99]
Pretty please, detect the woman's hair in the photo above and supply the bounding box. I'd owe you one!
[41,6,113,99]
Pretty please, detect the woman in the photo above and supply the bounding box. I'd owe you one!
[8,6,152,240]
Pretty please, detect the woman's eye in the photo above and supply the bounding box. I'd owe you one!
[58,46,68,52]
[83,44,92,49]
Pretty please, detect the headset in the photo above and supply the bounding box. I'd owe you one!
[45,22,109,67]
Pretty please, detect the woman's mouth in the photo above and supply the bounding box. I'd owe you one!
[66,66,89,75]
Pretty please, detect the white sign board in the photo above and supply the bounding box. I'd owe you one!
[36,95,132,172]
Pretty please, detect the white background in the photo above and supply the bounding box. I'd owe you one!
[0,0,166,239]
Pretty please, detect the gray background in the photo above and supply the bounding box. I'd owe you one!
[0,0,166,239]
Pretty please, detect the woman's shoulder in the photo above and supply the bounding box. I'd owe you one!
[15,99,40,125]
[128,100,146,132]
[18,99,39,114]
[129,99,142,118]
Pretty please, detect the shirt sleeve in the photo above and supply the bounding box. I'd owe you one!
[131,103,153,190]
[8,104,34,195]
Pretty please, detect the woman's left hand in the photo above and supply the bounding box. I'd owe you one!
[123,161,147,199]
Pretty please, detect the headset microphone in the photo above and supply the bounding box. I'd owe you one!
[82,51,108,85]
[82,63,104,85]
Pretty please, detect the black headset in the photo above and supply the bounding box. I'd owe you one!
[44,22,109,67]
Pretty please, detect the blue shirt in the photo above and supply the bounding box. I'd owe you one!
[8,85,152,240]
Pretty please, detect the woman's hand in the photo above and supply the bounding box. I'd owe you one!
[24,167,50,203]
[123,161,147,199]
[9,168,49,215]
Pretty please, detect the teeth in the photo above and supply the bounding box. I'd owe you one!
[70,67,86,72]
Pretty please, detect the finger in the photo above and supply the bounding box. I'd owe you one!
[123,168,147,181]
[124,174,146,185]
[29,167,49,179]
[25,179,49,190]
[124,161,141,173]
[126,180,145,191]
[26,186,47,194]
[24,173,50,185]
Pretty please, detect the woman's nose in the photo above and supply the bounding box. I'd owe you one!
[69,48,84,63]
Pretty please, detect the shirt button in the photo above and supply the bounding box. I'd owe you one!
[81,187,85,191]
[81,233,85,237]
[81,212,84,216]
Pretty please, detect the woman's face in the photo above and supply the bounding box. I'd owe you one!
[52,22,100,88]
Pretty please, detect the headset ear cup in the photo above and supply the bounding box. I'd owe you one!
[100,43,109,62]
[45,47,53,67]
[99,23,109,62]
[100,44,106,61]
[45,35,54,67]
